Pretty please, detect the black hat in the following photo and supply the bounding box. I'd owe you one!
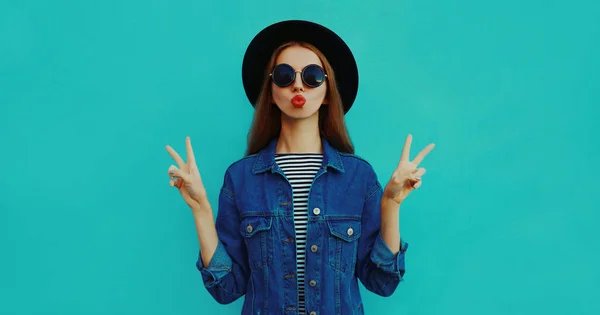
[241,20,359,114]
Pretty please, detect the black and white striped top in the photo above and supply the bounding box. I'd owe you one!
[274,153,323,315]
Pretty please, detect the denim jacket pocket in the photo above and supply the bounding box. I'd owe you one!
[327,218,361,273]
[240,215,274,270]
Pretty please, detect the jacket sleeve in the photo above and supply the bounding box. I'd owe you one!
[196,169,250,304]
[355,178,409,297]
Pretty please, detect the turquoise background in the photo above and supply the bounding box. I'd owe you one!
[1,0,599,314]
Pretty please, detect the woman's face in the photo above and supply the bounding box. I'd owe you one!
[271,45,328,120]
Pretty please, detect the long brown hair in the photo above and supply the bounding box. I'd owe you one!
[245,41,354,156]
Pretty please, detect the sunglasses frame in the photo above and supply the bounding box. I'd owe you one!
[269,63,328,88]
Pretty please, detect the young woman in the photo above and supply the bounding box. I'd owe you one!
[166,20,434,315]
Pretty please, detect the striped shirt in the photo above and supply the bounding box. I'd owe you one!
[274,153,323,315]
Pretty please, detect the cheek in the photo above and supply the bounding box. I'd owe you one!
[311,87,327,102]
[271,85,286,102]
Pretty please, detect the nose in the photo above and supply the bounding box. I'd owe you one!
[292,70,304,92]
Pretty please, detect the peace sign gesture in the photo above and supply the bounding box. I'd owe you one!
[383,134,435,204]
[166,136,208,211]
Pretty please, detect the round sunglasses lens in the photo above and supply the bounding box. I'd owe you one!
[303,65,325,87]
[272,64,294,86]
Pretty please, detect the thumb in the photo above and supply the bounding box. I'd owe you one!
[168,165,191,184]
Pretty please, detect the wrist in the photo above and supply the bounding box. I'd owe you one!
[381,195,402,209]
[191,200,213,217]
[382,185,405,205]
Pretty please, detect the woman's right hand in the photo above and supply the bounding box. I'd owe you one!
[166,136,208,212]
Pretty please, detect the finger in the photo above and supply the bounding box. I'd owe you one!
[168,173,181,188]
[413,181,422,189]
[167,168,183,188]
[399,134,412,164]
[166,145,186,169]
[174,178,183,188]
[168,165,191,184]
[412,168,427,180]
[413,143,435,165]
[168,165,179,177]
[186,136,197,167]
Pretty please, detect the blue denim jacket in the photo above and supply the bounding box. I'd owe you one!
[196,136,408,315]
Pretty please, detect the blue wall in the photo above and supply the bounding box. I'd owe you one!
[1,1,599,314]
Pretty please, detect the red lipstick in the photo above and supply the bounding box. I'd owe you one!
[291,95,306,107]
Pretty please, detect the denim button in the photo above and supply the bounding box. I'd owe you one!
[310,312,317,315]
[313,207,321,215]
[347,227,354,236]
[309,280,316,287]
[246,224,253,233]
[310,245,318,252]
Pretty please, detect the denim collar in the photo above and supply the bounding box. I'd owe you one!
[252,135,345,174]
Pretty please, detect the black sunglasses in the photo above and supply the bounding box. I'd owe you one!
[270,63,327,88]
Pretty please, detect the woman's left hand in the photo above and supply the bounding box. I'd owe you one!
[384,134,435,204]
